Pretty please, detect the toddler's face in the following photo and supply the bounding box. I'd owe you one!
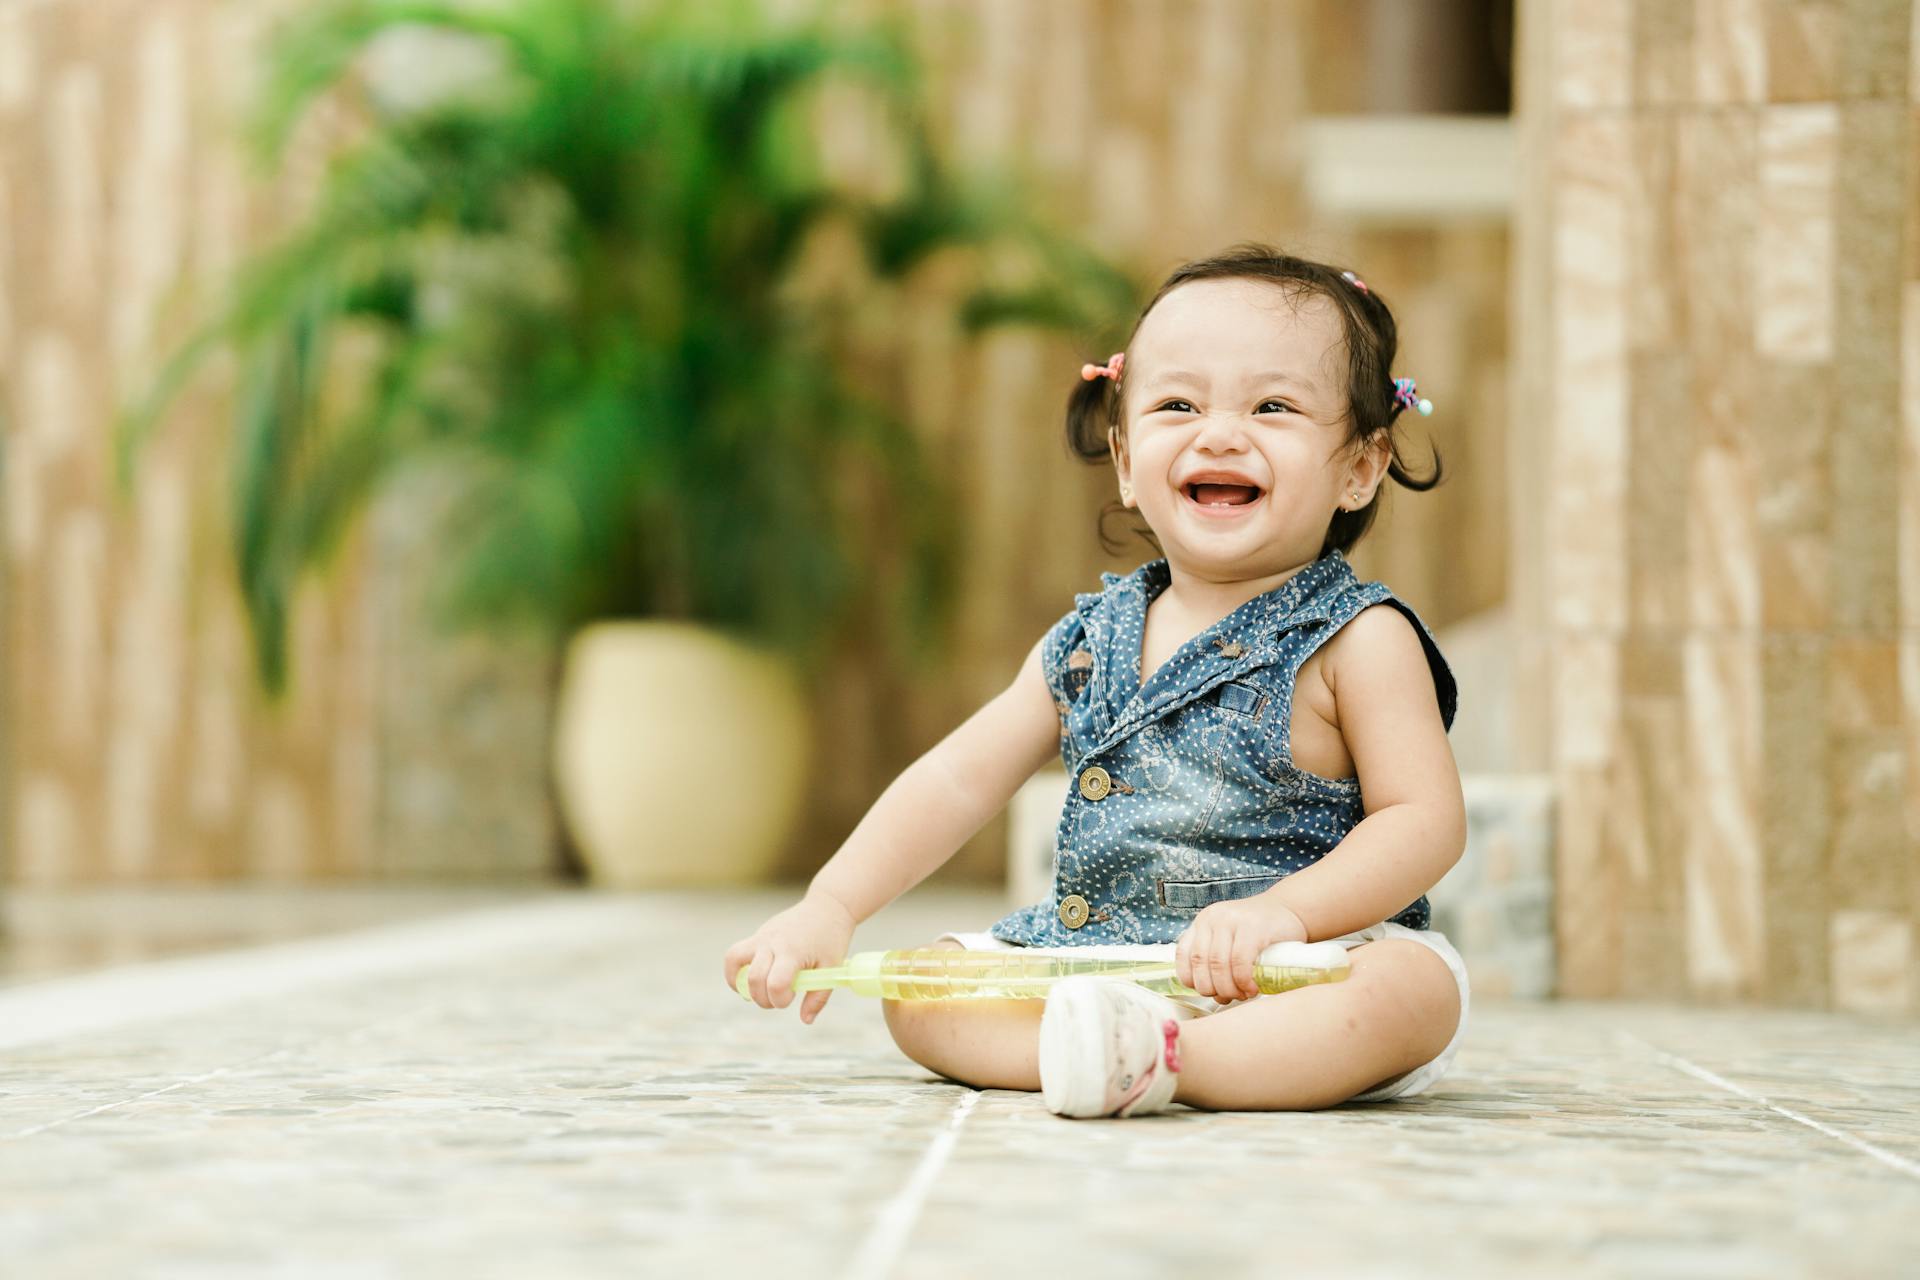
[1110,278,1386,580]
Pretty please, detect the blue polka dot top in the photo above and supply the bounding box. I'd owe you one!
[988,548,1458,946]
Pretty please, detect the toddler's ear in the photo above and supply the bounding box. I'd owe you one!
[1108,427,1135,508]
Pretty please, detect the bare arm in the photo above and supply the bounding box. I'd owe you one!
[1264,604,1466,942]
[806,636,1063,926]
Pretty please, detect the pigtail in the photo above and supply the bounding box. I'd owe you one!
[1064,372,1116,462]
[1065,357,1159,554]
[1385,413,1445,492]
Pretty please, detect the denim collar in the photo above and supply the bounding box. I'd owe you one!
[1077,549,1356,755]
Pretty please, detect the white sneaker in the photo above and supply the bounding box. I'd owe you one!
[1039,976,1197,1118]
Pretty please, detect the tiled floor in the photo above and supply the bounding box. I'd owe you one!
[1,886,1915,1278]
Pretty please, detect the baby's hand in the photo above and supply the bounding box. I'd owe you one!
[1175,897,1310,1004]
[722,891,856,1023]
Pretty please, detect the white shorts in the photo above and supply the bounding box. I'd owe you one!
[932,919,1469,1103]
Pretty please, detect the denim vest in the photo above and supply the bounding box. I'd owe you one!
[988,549,1457,947]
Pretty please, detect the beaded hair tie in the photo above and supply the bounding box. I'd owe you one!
[1393,376,1434,417]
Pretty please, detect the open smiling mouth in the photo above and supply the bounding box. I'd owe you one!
[1184,481,1265,510]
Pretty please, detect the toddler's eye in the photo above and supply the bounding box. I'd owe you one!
[1257,399,1296,414]
[1154,399,1194,413]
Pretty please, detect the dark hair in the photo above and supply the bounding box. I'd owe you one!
[1066,242,1443,556]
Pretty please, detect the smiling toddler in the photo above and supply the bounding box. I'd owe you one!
[726,244,1471,1117]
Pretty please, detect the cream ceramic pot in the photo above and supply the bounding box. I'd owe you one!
[553,621,809,888]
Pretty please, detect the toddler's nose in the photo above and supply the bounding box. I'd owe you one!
[1191,409,1253,444]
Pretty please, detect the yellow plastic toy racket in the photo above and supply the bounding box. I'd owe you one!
[734,939,1352,1002]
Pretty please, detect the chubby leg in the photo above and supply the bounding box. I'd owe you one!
[1172,938,1461,1111]
[881,940,1044,1091]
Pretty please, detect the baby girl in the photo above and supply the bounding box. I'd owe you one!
[725,243,1470,1118]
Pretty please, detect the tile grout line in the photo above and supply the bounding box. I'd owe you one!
[1618,1031,1920,1181]
[842,1088,982,1280]
[6,1062,259,1142]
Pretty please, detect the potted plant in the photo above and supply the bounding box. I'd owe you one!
[117,0,1133,888]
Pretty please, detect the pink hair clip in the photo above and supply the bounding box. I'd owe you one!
[1340,270,1369,295]
[1080,352,1125,382]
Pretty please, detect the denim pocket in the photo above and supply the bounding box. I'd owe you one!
[1156,873,1283,909]
[1212,679,1267,719]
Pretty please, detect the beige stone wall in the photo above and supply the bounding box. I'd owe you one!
[1511,0,1920,1015]
[0,0,557,883]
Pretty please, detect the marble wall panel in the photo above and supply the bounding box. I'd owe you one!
[1553,769,1625,998]
[1766,0,1845,102]
[1905,282,1920,636]
[1633,0,1695,107]
[1548,116,1631,633]
[1830,103,1905,631]
[1830,907,1912,1014]
[0,158,12,367]
[1518,0,1920,1014]
[1826,638,1907,908]
[1756,105,1838,361]
[1753,361,1834,631]
[1840,0,1911,100]
[1903,637,1920,1005]
[1682,635,1766,1000]
[1761,634,1834,1005]
[1555,0,1633,110]
[1694,0,1768,106]
[1618,638,1690,996]
[1551,638,1625,998]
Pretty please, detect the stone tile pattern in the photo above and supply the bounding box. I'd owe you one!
[0,0,555,884]
[3,888,1918,1277]
[1510,0,1920,1015]
[792,0,1511,887]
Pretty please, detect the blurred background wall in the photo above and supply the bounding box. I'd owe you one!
[0,0,1512,888]
[800,0,1513,890]
[0,0,556,883]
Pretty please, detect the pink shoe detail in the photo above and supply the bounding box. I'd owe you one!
[1162,1019,1182,1074]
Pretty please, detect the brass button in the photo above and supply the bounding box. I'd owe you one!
[1077,766,1111,801]
[1058,894,1091,929]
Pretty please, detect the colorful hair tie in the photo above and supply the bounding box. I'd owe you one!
[1080,352,1125,382]
[1340,270,1370,295]
[1392,376,1433,416]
